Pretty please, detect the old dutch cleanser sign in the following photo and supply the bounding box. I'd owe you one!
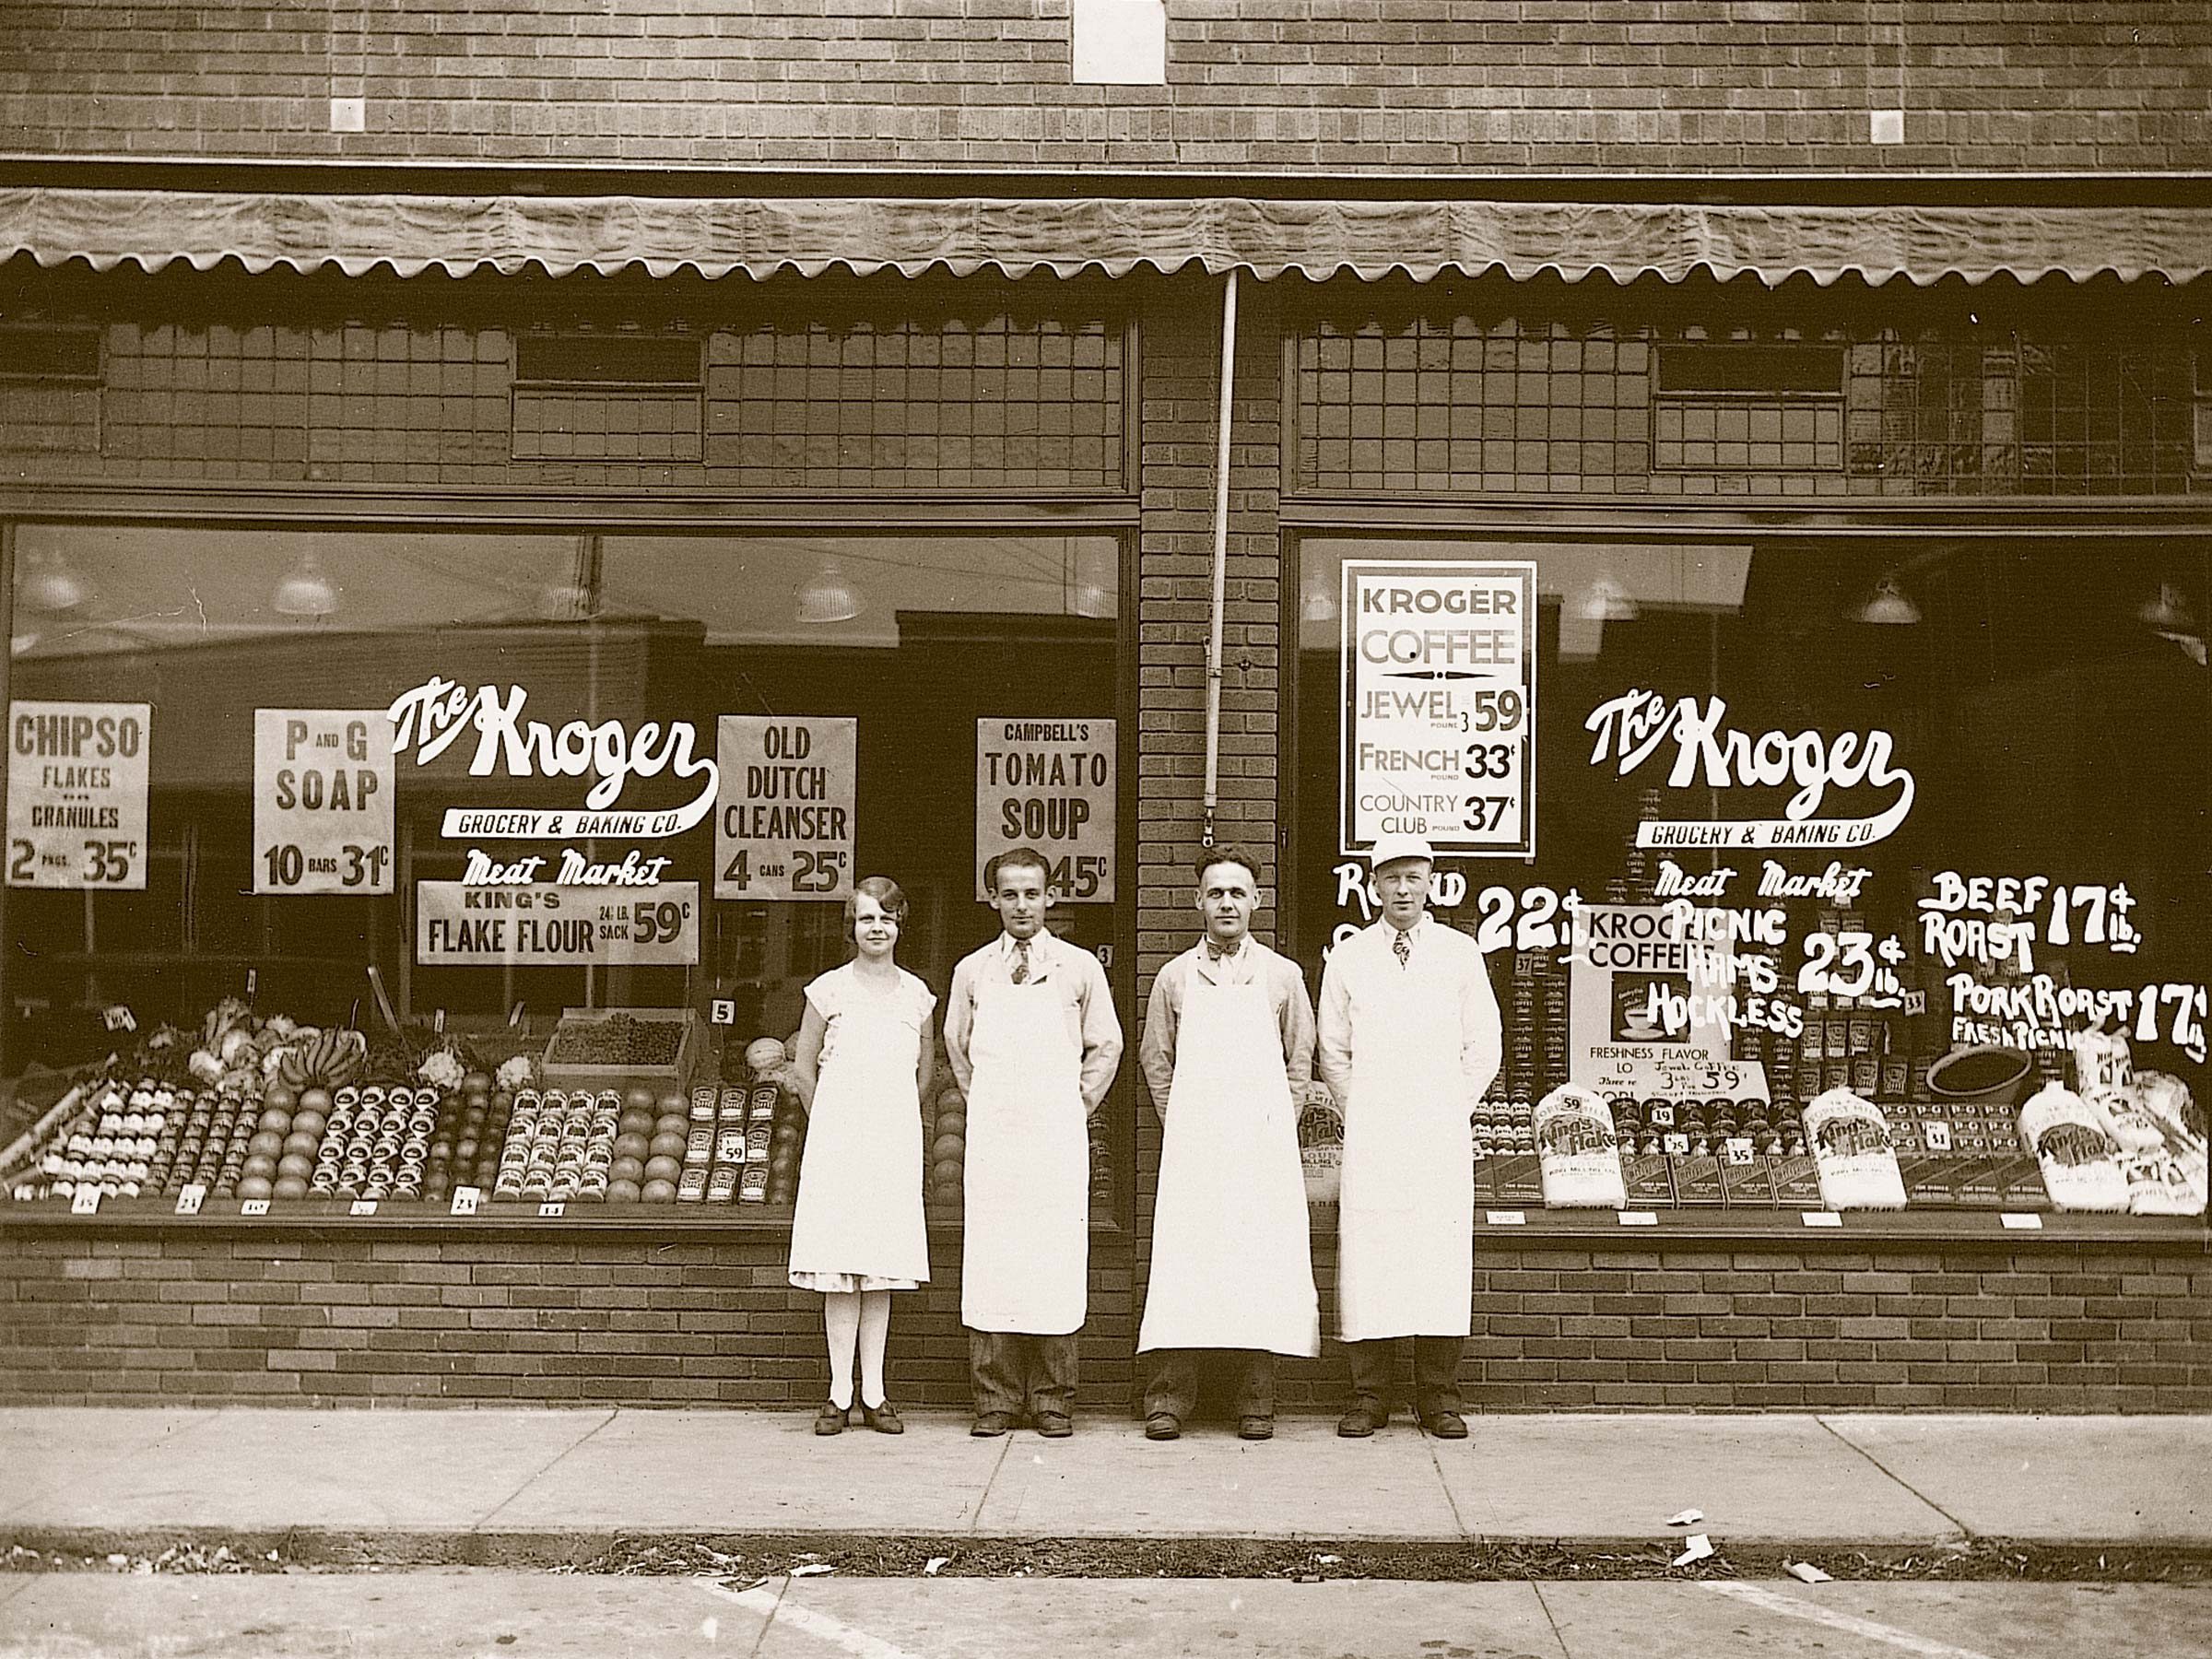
[714,716,856,902]
[1340,560,1537,858]
[253,710,395,894]
[417,880,700,966]
[6,700,152,890]
[976,717,1116,902]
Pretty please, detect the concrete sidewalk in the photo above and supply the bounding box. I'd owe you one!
[3,1407,2208,1553]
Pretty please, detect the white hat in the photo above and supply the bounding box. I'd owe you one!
[1367,832,1436,869]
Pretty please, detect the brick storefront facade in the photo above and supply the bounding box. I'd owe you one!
[1,3,2206,1414]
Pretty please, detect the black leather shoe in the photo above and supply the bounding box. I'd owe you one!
[1418,1407,1468,1440]
[1336,1402,1386,1438]
[1035,1411,1075,1438]
[1237,1415,1275,1441]
[1144,1413,1182,1441]
[814,1401,846,1436]
[971,1411,1016,1438]
[858,1399,904,1435]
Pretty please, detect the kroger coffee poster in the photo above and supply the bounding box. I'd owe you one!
[1340,560,1536,858]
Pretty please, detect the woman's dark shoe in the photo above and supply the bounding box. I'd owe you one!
[858,1398,905,1434]
[814,1400,848,1436]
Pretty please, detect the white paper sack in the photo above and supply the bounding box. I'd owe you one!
[2090,1086,2176,1153]
[2070,1022,2133,1096]
[2122,1149,2208,1218]
[2019,1081,2128,1214]
[1534,1084,1627,1209]
[1803,1088,1907,1211]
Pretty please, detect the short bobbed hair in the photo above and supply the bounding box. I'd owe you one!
[843,876,910,943]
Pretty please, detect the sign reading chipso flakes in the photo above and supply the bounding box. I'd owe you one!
[6,700,152,890]
[976,718,1116,902]
[715,716,856,901]
[1340,560,1537,857]
[253,710,394,894]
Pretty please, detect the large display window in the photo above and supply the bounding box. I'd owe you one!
[1292,533,2209,1220]
[0,524,1130,1221]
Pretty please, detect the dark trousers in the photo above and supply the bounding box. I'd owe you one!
[968,1328,1080,1419]
[1345,1335,1465,1416]
[1144,1349,1277,1422]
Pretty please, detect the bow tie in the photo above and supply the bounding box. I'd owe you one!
[1206,940,1236,962]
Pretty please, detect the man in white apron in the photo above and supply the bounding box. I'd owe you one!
[1317,832,1501,1440]
[1135,844,1319,1441]
[944,845,1124,1438]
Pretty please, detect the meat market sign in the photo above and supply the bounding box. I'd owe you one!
[1340,560,1537,858]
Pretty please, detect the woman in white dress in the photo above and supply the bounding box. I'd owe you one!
[786,877,935,1434]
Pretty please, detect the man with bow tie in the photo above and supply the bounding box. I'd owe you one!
[1317,832,1501,1440]
[1134,844,1320,1442]
[945,845,1123,1439]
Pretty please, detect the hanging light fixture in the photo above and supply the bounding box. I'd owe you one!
[1300,568,1338,624]
[1572,571,1640,622]
[17,548,94,614]
[271,549,341,618]
[794,556,865,624]
[1065,538,1116,619]
[1851,570,1922,625]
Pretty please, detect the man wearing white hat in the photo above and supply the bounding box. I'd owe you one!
[1316,831,1502,1439]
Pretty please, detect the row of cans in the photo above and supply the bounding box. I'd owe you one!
[690,1085,780,1123]
[677,1162,773,1204]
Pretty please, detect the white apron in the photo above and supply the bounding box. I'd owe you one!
[1337,953,1475,1340]
[960,978,1088,1334]
[787,984,930,1284]
[1137,980,1319,1357]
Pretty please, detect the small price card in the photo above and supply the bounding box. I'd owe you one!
[2000,1212,2044,1230]
[240,1198,271,1217]
[1662,1132,1690,1156]
[1801,1210,1842,1228]
[70,1185,100,1214]
[538,1201,566,1218]
[174,1183,206,1217]
[1724,1137,1755,1166]
[1924,1121,1953,1152]
[1618,1211,1658,1226]
[710,999,736,1026]
[450,1186,481,1217]
[349,1199,378,1217]
[1484,1210,1526,1227]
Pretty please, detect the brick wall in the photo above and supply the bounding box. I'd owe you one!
[1,1225,1137,1410]
[3,3,2207,171]
[6,1225,2205,1412]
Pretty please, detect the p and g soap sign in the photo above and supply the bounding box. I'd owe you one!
[1340,560,1537,858]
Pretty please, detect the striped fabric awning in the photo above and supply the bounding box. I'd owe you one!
[4,187,2207,287]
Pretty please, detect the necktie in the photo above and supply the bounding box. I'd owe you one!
[1393,930,1412,969]
[1011,938,1031,984]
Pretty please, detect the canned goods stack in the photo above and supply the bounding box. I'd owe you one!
[493,1088,618,1203]
[704,1086,744,1205]
[312,1085,441,1201]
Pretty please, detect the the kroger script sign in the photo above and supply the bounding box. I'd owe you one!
[388,677,719,840]
[1339,560,1537,858]
[1584,688,1917,851]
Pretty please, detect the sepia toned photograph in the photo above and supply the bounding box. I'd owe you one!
[0,4,2207,1655]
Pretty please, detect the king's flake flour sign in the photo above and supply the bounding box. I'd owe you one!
[1340,560,1537,858]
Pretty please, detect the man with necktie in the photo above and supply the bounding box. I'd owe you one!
[1317,832,1502,1439]
[1135,843,1319,1441]
[944,845,1124,1438]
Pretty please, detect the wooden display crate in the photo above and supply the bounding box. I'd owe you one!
[540,1007,702,1093]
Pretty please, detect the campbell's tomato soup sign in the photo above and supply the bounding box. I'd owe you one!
[1340,560,1537,858]
[975,717,1115,903]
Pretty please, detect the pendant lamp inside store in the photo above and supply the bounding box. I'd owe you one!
[1852,571,1923,625]
[272,550,341,618]
[1572,571,1640,622]
[1065,539,1116,618]
[18,549,94,614]
[1300,569,1338,624]
[2138,581,2206,664]
[795,557,865,624]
